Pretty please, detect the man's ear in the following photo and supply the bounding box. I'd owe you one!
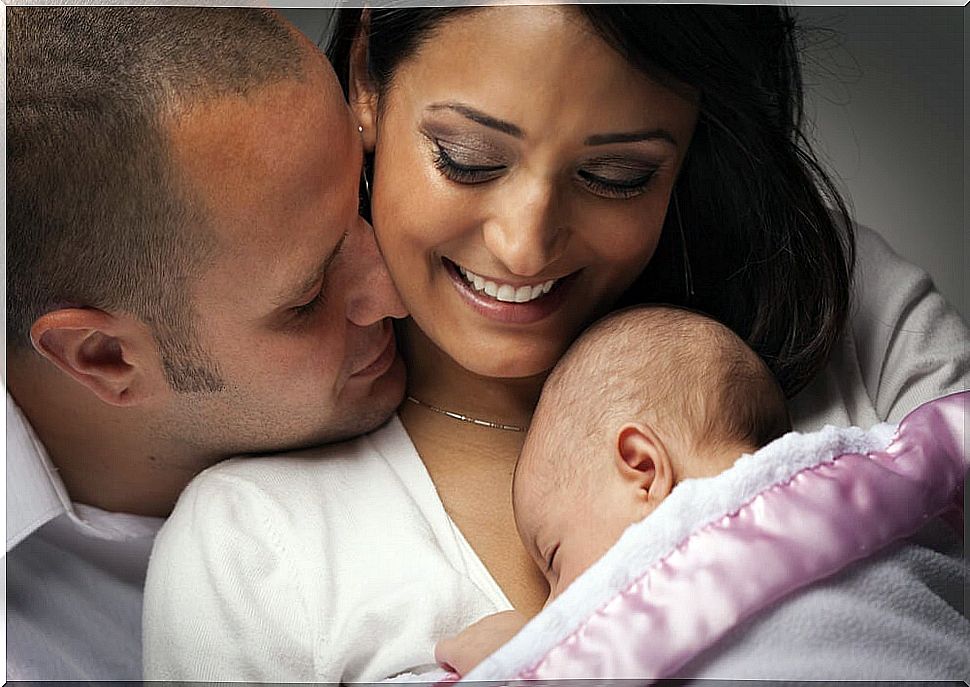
[29,308,164,407]
[615,422,675,505]
[349,11,379,152]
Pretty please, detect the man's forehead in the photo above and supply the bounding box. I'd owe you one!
[168,80,355,233]
[170,82,334,176]
[167,65,359,309]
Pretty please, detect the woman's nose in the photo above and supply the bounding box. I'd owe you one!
[482,181,566,278]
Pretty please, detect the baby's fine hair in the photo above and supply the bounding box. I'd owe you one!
[538,305,791,461]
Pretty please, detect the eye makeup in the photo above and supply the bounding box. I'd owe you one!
[422,127,511,184]
[420,113,670,200]
[577,156,663,199]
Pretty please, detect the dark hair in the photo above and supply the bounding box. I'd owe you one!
[7,6,306,392]
[328,6,855,397]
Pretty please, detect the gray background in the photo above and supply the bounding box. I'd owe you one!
[282,7,967,321]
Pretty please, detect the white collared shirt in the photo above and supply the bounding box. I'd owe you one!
[5,391,164,680]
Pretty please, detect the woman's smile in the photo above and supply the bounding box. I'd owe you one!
[443,257,578,326]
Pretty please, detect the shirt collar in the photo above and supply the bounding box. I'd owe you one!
[6,389,162,552]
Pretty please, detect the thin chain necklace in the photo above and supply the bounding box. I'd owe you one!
[405,395,526,433]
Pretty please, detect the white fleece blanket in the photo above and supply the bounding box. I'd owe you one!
[390,392,968,684]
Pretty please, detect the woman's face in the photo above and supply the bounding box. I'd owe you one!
[355,7,699,379]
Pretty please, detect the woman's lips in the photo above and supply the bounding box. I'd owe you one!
[443,258,576,325]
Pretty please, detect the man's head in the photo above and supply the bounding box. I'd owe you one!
[7,7,407,459]
[514,305,790,598]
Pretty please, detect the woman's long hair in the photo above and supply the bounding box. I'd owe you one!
[328,6,855,397]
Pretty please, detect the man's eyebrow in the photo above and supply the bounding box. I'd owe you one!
[585,128,678,147]
[427,102,523,138]
[275,229,349,306]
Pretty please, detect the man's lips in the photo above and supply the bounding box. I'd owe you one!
[350,322,397,379]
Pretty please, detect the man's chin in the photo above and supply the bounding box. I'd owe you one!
[322,401,400,445]
[246,405,399,458]
[311,357,407,446]
[234,359,406,457]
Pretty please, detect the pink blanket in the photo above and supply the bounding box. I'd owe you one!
[454,391,967,683]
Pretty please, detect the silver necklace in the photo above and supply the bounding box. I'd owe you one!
[405,396,526,433]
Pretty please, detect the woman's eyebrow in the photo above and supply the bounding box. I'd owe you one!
[427,102,677,148]
[585,128,678,147]
[427,102,523,138]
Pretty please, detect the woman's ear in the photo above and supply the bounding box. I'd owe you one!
[349,12,379,152]
[30,308,166,407]
[615,422,675,506]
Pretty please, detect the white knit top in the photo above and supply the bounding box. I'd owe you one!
[142,226,970,682]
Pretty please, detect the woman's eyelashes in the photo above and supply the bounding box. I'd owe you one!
[431,138,506,184]
[430,137,659,199]
[578,157,660,199]
[577,169,656,199]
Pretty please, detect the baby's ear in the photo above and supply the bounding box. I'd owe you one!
[615,423,674,506]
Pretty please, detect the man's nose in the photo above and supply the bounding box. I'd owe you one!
[481,180,566,277]
[345,217,408,327]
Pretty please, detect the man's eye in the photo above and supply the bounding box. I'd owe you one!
[432,142,505,184]
[291,288,325,318]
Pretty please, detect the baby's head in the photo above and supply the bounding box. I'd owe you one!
[513,305,790,599]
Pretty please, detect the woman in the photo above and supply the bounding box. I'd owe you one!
[144,6,969,681]
[333,2,858,617]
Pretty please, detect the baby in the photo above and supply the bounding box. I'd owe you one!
[436,305,791,676]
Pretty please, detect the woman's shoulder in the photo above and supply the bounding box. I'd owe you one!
[794,221,969,427]
[850,223,932,312]
[170,415,417,529]
[848,221,968,358]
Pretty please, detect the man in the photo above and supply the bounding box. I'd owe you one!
[5,7,406,679]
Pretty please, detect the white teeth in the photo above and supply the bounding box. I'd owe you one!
[514,285,533,303]
[455,263,558,304]
[496,284,515,302]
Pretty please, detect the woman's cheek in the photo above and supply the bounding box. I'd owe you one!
[586,208,666,270]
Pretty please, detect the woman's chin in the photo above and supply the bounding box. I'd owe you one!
[450,351,558,381]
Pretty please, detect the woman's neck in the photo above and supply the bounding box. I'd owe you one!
[399,319,546,438]
[396,319,552,615]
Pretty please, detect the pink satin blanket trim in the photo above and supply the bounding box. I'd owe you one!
[518,392,968,682]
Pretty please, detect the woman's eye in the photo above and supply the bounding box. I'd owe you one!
[432,141,506,184]
[577,168,656,200]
